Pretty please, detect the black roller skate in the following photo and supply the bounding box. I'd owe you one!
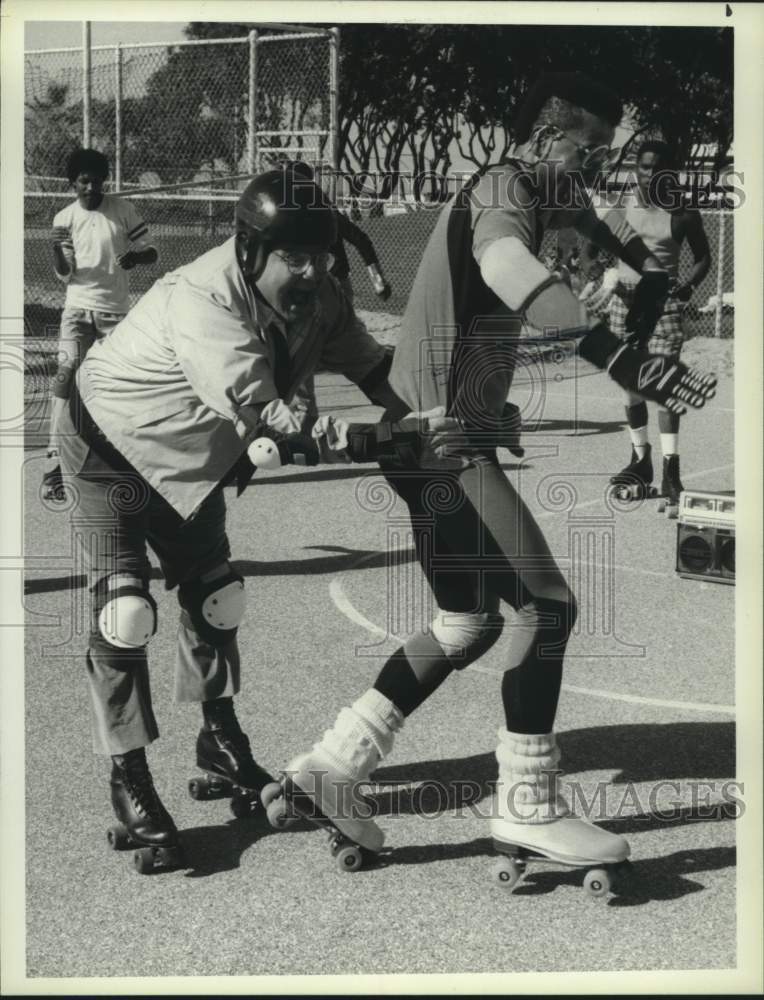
[107,749,185,874]
[657,454,684,519]
[41,449,66,502]
[189,704,275,819]
[609,443,656,501]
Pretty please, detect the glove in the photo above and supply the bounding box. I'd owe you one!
[625,270,670,347]
[311,407,469,469]
[116,250,138,271]
[579,323,716,415]
[673,282,694,303]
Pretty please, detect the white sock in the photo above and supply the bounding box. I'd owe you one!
[660,433,678,456]
[628,426,649,459]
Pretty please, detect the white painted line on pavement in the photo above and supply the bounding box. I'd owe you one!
[329,576,734,715]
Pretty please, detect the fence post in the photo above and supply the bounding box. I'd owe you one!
[114,43,123,192]
[248,29,258,176]
[714,204,726,338]
[328,26,340,202]
[82,21,92,146]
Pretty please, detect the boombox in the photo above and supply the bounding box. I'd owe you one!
[676,490,735,585]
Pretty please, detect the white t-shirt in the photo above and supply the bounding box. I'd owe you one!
[53,194,154,313]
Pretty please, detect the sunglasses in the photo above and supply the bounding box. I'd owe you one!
[273,250,335,276]
[541,125,621,173]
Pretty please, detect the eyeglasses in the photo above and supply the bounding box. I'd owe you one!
[273,250,335,276]
[543,125,621,173]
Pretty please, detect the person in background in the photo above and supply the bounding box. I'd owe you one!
[44,147,158,500]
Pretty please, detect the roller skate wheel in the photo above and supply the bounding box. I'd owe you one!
[335,844,363,872]
[133,847,156,875]
[260,781,282,808]
[266,796,290,830]
[583,867,612,898]
[188,775,211,800]
[230,794,252,819]
[492,856,523,890]
[106,824,131,851]
[610,859,633,894]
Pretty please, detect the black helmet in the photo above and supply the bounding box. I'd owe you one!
[236,164,337,280]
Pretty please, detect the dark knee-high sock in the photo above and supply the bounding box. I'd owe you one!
[501,597,576,734]
[374,633,455,717]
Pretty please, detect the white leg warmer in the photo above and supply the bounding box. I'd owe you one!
[316,689,404,782]
[495,729,570,825]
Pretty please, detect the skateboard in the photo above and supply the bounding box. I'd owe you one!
[491,840,632,899]
[261,778,373,872]
[187,770,263,819]
[106,823,186,875]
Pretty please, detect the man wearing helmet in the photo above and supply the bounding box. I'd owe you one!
[56,164,443,872]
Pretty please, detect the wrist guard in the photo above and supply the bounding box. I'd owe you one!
[345,421,421,466]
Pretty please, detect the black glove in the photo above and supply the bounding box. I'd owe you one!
[579,324,716,415]
[625,270,670,347]
[673,282,694,303]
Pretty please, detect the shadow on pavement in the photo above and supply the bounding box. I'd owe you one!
[371,720,736,815]
[526,418,625,437]
[24,544,419,593]
[179,812,313,878]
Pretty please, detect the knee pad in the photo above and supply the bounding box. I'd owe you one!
[97,576,157,649]
[178,562,246,648]
[430,611,504,669]
[507,596,577,664]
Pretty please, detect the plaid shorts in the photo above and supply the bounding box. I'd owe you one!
[608,285,685,357]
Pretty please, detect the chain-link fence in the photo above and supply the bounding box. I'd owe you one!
[341,202,734,340]
[24,28,336,188]
[24,28,732,343]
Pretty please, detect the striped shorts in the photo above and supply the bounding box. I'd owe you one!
[608,285,686,357]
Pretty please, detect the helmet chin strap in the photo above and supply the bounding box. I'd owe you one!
[236,231,269,283]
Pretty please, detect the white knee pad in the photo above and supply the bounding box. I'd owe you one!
[201,576,246,631]
[98,578,157,649]
[179,563,246,648]
[430,611,504,668]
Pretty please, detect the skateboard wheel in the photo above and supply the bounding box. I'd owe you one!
[106,824,131,851]
[335,845,363,872]
[492,856,522,890]
[583,867,612,898]
[230,795,252,819]
[133,847,156,875]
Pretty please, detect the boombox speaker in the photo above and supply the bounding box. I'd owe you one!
[676,490,735,585]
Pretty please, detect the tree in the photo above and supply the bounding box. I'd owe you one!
[336,24,733,201]
[24,82,81,179]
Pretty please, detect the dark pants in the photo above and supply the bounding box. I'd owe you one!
[382,453,577,733]
[58,395,239,755]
